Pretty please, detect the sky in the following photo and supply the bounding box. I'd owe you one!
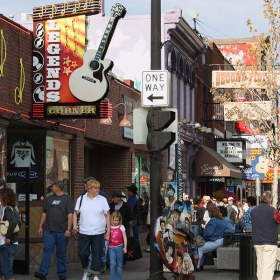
[1,0,269,39]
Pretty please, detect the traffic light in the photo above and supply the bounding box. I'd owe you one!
[146,107,176,152]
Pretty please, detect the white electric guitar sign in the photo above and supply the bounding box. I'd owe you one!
[69,3,126,102]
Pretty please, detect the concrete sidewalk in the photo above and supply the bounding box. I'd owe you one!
[14,248,242,280]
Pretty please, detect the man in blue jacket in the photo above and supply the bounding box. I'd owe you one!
[251,191,280,280]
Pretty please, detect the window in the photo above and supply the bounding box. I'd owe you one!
[46,136,71,196]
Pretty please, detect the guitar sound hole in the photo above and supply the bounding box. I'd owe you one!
[89,60,100,72]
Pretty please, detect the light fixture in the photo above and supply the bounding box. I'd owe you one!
[201,126,207,132]
[206,128,212,133]
[99,118,112,125]
[99,100,130,127]
[11,111,23,121]
[114,103,131,127]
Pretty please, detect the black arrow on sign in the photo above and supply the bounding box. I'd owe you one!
[147,94,164,102]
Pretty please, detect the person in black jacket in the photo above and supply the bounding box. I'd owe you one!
[191,199,203,237]
[251,191,280,280]
[109,190,134,238]
[0,187,20,280]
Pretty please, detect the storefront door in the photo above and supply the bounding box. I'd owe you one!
[7,167,30,274]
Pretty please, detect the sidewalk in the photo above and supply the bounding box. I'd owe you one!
[14,248,242,280]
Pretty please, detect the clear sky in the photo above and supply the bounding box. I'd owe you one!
[1,0,269,39]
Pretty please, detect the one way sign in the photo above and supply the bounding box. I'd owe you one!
[141,70,170,107]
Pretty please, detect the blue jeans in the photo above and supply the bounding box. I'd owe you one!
[132,220,141,241]
[109,245,124,280]
[89,240,108,267]
[39,231,69,277]
[78,233,104,274]
[0,244,18,279]
[197,238,223,268]
[101,240,108,264]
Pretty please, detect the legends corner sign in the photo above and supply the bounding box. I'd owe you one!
[141,70,169,107]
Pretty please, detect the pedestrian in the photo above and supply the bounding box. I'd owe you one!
[126,185,141,240]
[0,188,20,280]
[109,190,134,238]
[242,198,249,212]
[190,198,203,238]
[0,178,6,215]
[72,179,110,280]
[223,197,237,225]
[251,191,280,280]
[108,211,127,280]
[242,196,256,232]
[195,206,226,272]
[235,200,244,232]
[81,177,108,275]
[219,206,235,234]
[109,190,134,266]
[34,181,74,280]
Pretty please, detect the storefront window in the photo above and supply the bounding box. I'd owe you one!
[46,136,70,196]
[6,134,71,200]
[7,134,44,200]
[0,127,7,179]
[134,156,150,197]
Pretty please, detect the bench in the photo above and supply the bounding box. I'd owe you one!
[217,233,280,271]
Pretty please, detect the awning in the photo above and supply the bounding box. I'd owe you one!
[196,145,242,178]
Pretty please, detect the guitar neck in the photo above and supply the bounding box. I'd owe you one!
[95,16,119,61]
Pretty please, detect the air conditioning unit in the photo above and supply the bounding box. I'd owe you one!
[21,13,33,21]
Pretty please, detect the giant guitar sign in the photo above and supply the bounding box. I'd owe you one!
[69,3,126,102]
[31,1,126,119]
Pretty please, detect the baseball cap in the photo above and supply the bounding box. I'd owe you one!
[0,178,6,187]
[111,190,126,198]
[228,197,234,201]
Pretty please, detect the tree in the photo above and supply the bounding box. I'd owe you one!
[212,0,280,207]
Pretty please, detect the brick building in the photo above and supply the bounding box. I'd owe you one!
[0,14,157,269]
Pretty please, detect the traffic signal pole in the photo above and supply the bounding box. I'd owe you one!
[148,1,166,280]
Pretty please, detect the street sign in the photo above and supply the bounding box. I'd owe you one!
[133,108,148,144]
[141,70,170,107]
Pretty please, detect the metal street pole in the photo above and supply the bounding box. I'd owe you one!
[148,1,166,280]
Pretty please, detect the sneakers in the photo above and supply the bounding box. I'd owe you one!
[93,277,99,280]
[86,268,93,277]
[82,270,89,280]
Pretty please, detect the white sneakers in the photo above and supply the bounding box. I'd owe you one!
[82,270,89,280]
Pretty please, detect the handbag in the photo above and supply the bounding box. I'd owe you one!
[0,220,19,236]
[126,236,142,261]
[196,235,206,247]
[0,206,20,236]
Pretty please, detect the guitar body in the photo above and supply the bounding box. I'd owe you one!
[69,49,113,102]
[68,3,126,103]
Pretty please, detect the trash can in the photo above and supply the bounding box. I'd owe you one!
[239,233,257,279]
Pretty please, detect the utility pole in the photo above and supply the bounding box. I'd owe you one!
[148,1,166,280]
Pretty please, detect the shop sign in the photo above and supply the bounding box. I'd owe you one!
[212,70,280,88]
[124,127,133,140]
[209,177,225,182]
[7,170,38,179]
[224,101,271,121]
[216,140,243,163]
[200,164,223,176]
